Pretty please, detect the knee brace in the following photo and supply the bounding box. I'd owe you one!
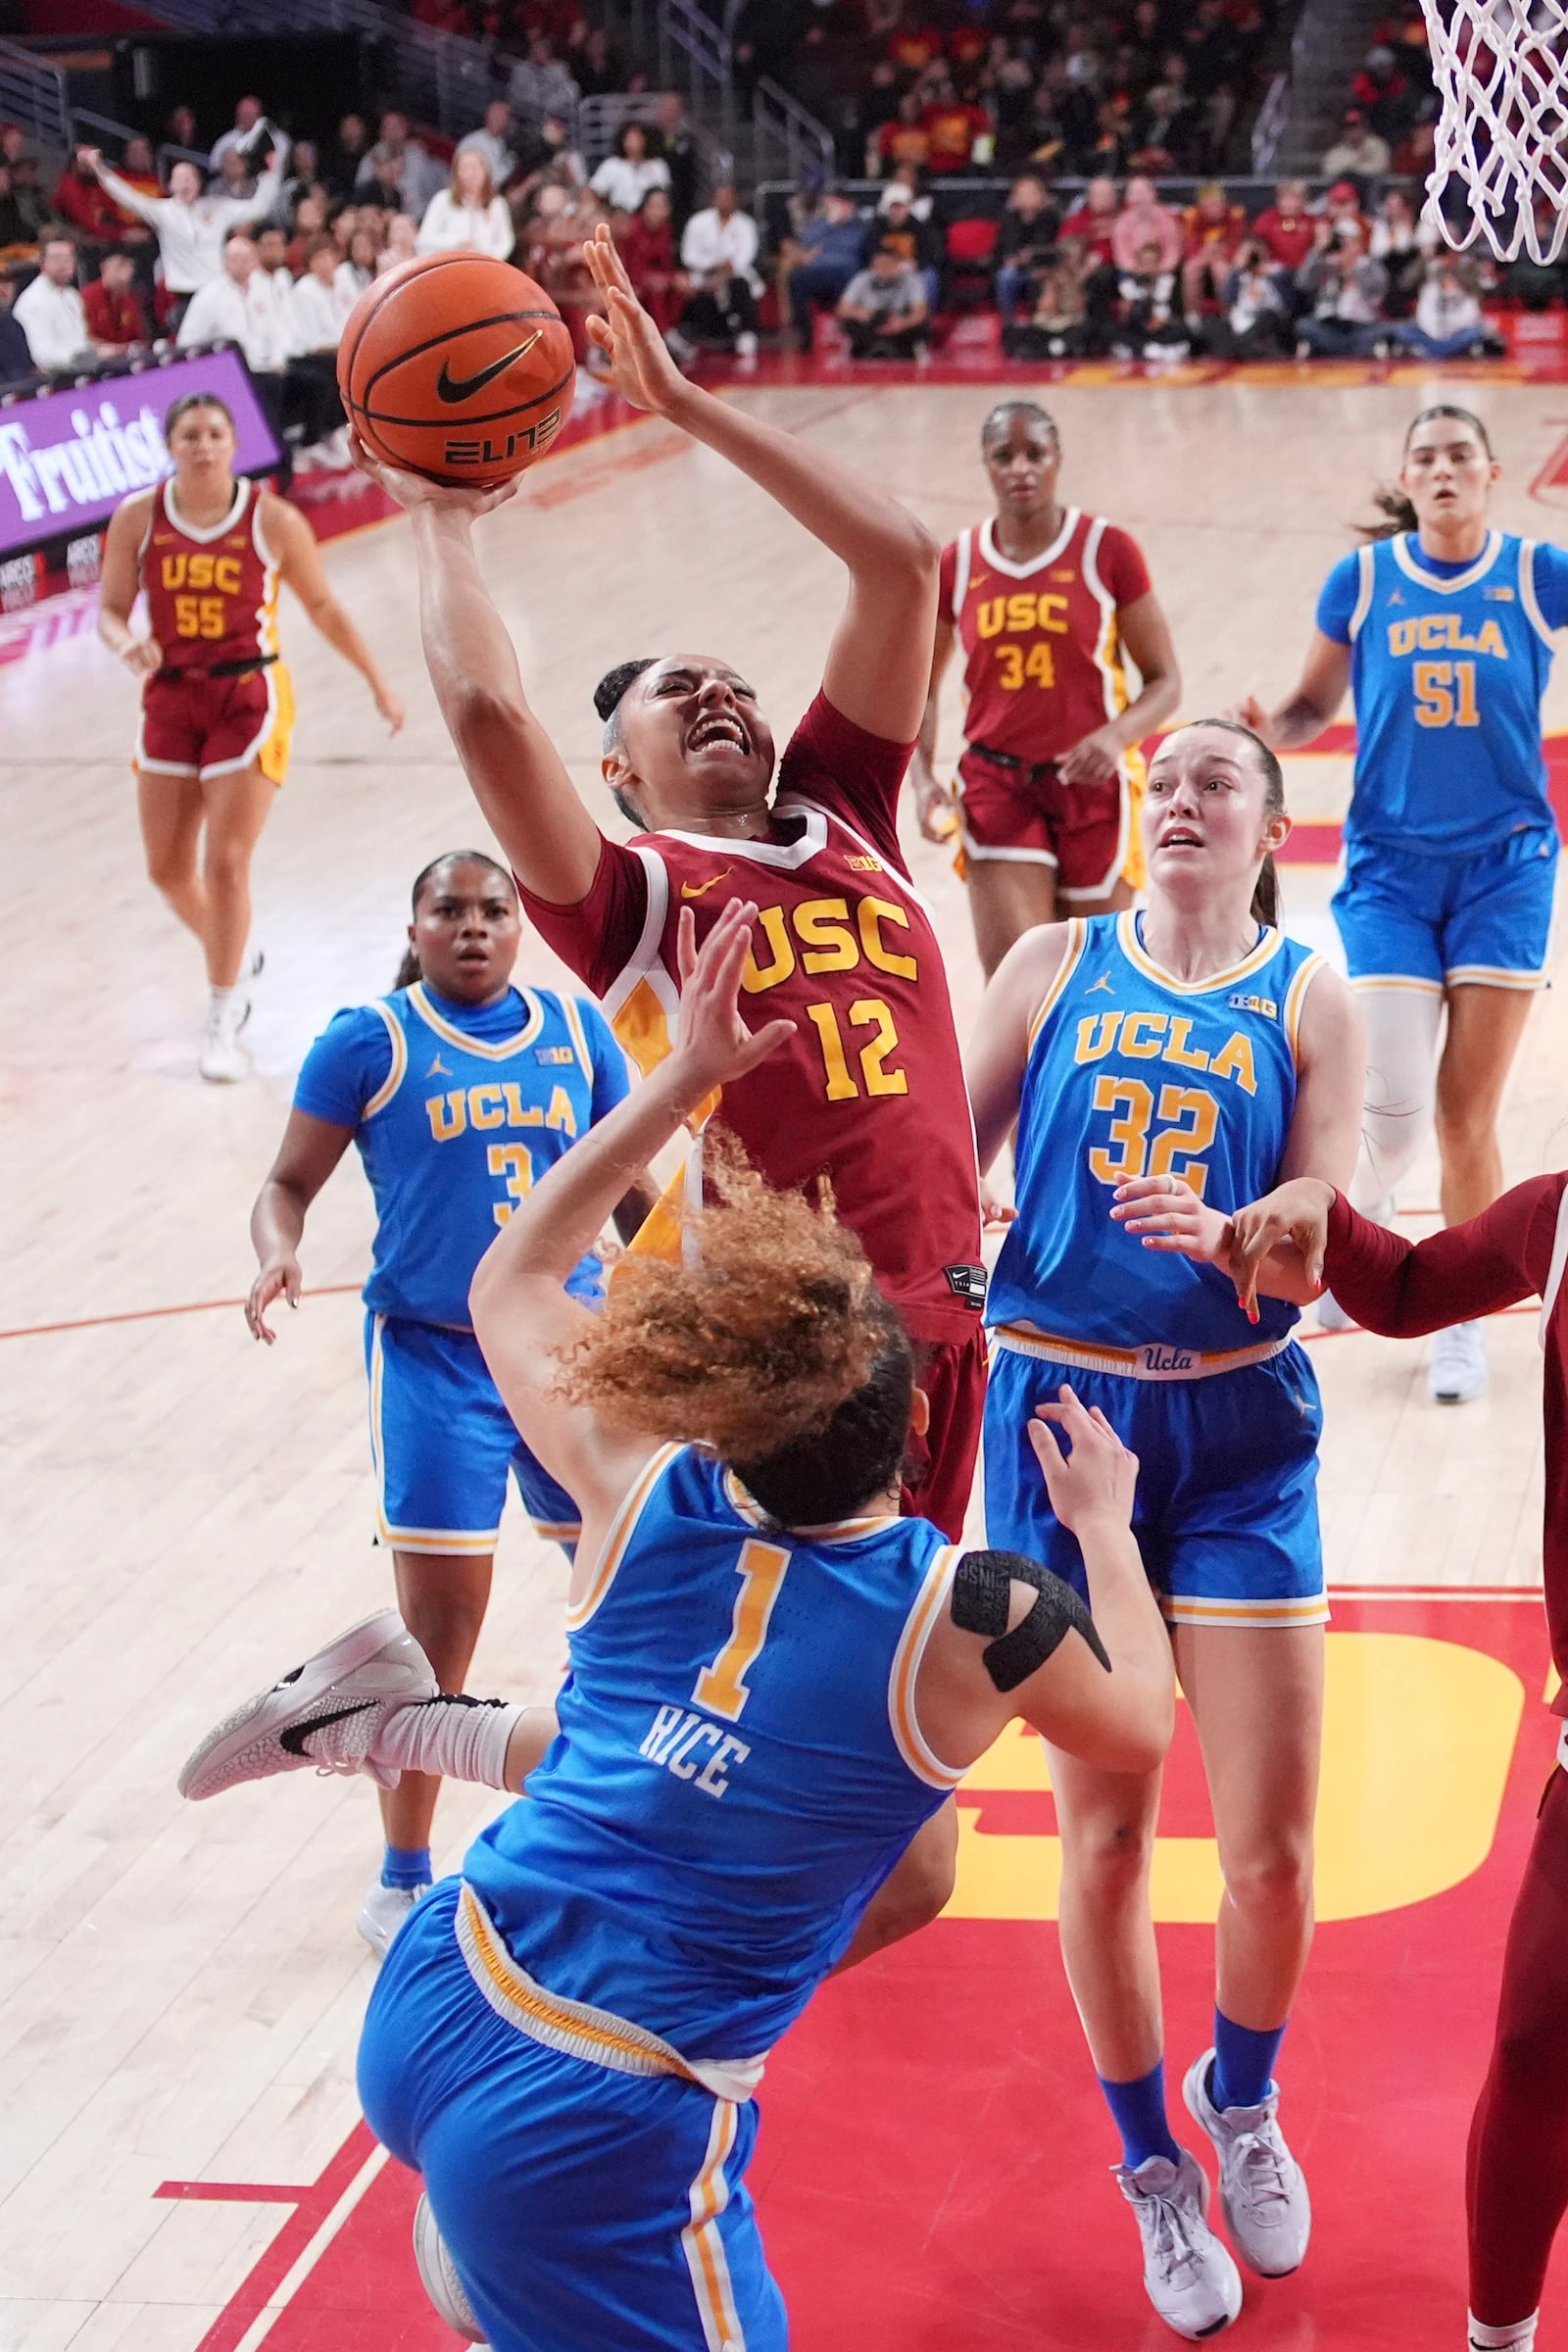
[1353,983,1445,1209]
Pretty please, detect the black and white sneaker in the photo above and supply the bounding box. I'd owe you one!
[413,2192,485,2344]
[177,1611,437,1799]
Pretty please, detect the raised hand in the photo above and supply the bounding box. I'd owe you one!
[582,223,687,416]
[1028,1384,1138,1535]
[349,429,521,522]
[668,900,796,1104]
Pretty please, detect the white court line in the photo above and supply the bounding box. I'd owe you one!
[229,2141,390,2352]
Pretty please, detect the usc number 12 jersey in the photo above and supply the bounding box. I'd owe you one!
[940,512,1152,767]
[139,477,279,672]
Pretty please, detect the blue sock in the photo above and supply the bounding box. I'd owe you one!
[1210,2012,1286,2113]
[1099,2060,1181,2171]
[381,1843,432,1891]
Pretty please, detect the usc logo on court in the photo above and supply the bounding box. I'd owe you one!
[160,553,243,595]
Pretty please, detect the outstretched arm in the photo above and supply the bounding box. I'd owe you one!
[347,446,605,905]
[269,499,405,733]
[582,227,939,741]
[469,900,796,1532]
[1235,628,1351,752]
[247,1108,356,1341]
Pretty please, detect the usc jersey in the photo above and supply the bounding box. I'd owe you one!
[518,694,983,1348]
[139,476,279,672]
[939,511,1152,766]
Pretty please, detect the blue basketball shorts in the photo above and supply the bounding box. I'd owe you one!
[359,1882,787,2352]
[983,1339,1327,1629]
[1332,824,1558,993]
[366,1313,580,1556]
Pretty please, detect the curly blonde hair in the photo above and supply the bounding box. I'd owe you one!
[556,1144,913,1520]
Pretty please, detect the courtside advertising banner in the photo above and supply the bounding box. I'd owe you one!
[0,349,281,560]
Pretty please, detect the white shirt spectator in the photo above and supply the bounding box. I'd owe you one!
[288,269,355,354]
[456,127,516,188]
[177,268,291,373]
[13,273,90,371]
[94,164,283,291]
[680,203,761,294]
[334,258,372,308]
[589,153,670,213]
[1416,271,1484,340]
[416,190,515,260]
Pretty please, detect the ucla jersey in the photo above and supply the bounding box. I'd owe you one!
[463,1446,963,2055]
[1334,531,1559,855]
[347,983,621,1328]
[989,912,1325,1355]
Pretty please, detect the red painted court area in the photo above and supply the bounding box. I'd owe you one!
[168,1593,1565,2351]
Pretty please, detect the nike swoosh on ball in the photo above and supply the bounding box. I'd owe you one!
[435,333,542,404]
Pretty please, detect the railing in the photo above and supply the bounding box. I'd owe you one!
[577,90,724,200]
[126,0,505,137]
[1251,71,1290,173]
[755,75,835,185]
[0,37,72,153]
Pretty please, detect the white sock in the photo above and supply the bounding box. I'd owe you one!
[1469,2314,1539,2350]
[371,1694,525,1789]
[209,984,236,1012]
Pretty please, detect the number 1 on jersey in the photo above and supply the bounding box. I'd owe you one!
[693,1540,791,1721]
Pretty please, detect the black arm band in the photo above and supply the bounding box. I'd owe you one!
[951,1547,1111,1692]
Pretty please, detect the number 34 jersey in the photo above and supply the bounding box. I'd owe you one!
[988,911,1327,1354]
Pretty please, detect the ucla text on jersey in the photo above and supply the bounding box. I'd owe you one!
[1342,532,1560,853]
[989,911,1324,1356]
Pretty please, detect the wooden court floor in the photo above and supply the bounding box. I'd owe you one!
[3,376,1567,2350]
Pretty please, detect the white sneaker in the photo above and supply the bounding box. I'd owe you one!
[177,1610,437,1799]
[1114,2148,1243,2338]
[413,2192,485,2342]
[358,1877,428,1961]
[1183,2050,1311,2278]
[1468,2312,1539,2349]
[1429,1319,1488,1404]
[199,990,252,1083]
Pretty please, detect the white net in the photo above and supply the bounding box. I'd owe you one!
[1422,0,1568,262]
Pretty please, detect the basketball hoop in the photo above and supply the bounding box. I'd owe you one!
[1421,0,1568,263]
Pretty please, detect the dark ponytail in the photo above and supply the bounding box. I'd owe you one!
[394,849,514,990]
[1357,404,1494,541]
[1250,853,1280,929]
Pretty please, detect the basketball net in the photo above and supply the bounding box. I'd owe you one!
[1421,0,1568,262]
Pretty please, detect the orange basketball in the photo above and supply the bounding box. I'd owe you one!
[338,252,577,486]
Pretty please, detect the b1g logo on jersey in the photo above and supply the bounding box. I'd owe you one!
[1227,993,1278,1018]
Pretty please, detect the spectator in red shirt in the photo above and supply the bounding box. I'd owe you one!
[1350,44,1412,139]
[51,155,125,247]
[875,92,932,180]
[920,74,992,172]
[1180,178,1248,320]
[1251,178,1316,271]
[1059,172,1119,267]
[82,249,150,350]
[616,185,690,345]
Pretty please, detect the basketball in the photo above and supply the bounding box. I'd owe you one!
[337,252,577,486]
